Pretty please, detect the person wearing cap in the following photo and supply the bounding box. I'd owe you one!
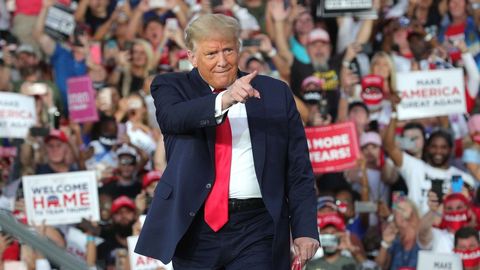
[305,212,360,270]
[35,129,76,175]
[300,76,332,127]
[99,144,143,200]
[419,192,477,253]
[135,170,163,214]
[136,14,318,269]
[97,195,138,268]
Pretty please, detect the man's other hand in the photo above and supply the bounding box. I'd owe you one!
[293,237,320,263]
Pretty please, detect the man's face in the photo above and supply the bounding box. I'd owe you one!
[456,236,480,251]
[118,155,136,178]
[16,52,38,69]
[426,136,451,167]
[112,207,136,226]
[188,37,239,89]
[445,199,467,213]
[348,106,369,132]
[361,144,380,167]
[144,22,164,47]
[307,40,331,70]
[46,139,68,164]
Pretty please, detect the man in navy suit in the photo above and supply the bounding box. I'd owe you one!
[135,14,319,269]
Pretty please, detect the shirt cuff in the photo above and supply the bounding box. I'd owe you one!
[215,90,230,124]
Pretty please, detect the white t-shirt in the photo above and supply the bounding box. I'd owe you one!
[399,152,475,214]
[419,227,454,254]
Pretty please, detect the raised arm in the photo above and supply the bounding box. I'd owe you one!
[33,0,56,56]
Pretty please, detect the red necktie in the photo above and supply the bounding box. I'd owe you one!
[204,88,232,232]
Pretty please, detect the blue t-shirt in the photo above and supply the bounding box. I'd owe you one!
[388,238,420,270]
[50,43,88,113]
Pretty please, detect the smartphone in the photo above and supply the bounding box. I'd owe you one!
[242,39,261,47]
[166,18,179,30]
[392,191,406,209]
[431,179,444,204]
[355,201,378,213]
[90,43,102,65]
[30,127,50,137]
[361,43,373,55]
[451,175,463,193]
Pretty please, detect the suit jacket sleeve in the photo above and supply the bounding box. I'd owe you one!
[151,74,219,134]
[284,84,319,241]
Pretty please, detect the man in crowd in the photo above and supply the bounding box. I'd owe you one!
[418,193,477,253]
[454,226,480,270]
[384,103,475,213]
[136,14,318,269]
[97,195,138,268]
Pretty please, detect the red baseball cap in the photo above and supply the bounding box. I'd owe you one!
[142,170,163,189]
[444,193,470,206]
[45,129,68,144]
[111,196,136,214]
[317,212,346,231]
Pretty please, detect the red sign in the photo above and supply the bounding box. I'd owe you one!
[305,122,359,174]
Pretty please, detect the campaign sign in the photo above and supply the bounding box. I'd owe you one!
[396,69,466,120]
[305,122,359,174]
[0,92,36,139]
[44,4,75,41]
[67,76,99,123]
[318,0,376,18]
[0,146,17,157]
[66,227,103,261]
[417,250,462,270]
[22,171,100,226]
[127,236,173,270]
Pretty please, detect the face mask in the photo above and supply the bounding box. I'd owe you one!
[440,210,470,232]
[99,136,117,149]
[454,248,480,268]
[302,90,322,105]
[319,234,339,255]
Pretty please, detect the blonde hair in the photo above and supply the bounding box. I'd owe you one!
[185,14,241,51]
[370,51,397,93]
[133,38,156,76]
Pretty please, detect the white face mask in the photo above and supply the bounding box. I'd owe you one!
[319,234,339,256]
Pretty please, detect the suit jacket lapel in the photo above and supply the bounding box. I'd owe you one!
[245,79,266,186]
[188,68,216,167]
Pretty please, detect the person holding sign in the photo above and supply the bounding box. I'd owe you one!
[135,14,319,269]
[383,98,475,214]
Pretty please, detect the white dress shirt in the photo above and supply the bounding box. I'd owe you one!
[213,90,262,199]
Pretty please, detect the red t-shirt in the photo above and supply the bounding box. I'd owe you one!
[14,0,42,16]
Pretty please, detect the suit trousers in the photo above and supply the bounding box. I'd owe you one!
[172,203,275,270]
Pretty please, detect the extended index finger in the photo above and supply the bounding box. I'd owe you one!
[240,70,258,84]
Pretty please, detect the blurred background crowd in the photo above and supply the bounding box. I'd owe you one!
[1,0,480,269]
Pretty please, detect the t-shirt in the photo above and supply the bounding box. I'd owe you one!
[399,152,475,214]
[306,255,358,270]
[419,228,454,254]
[50,43,88,113]
[462,147,480,165]
[388,238,420,270]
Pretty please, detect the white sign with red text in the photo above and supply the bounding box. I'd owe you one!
[396,69,466,120]
[127,236,173,270]
[22,171,99,226]
[0,92,36,139]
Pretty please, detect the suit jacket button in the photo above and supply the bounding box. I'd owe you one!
[189,212,195,217]
[206,183,212,189]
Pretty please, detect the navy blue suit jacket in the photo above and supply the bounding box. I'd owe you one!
[135,68,318,268]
